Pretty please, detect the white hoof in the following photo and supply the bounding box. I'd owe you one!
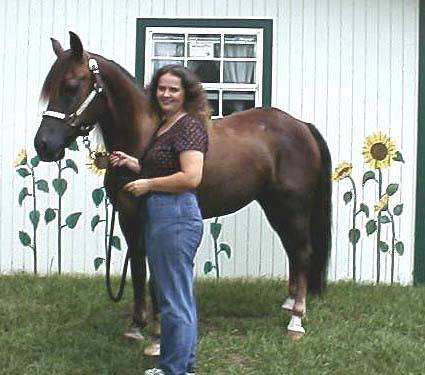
[123,326,145,341]
[287,315,305,334]
[144,340,160,356]
[281,297,295,311]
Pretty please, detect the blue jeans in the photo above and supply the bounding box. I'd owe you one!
[144,191,203,375]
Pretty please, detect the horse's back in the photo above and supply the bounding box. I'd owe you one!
[198,107,322,218]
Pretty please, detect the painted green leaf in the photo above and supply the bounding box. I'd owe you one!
[395,241,404,256]
[16,168,31,178]
[67,141,79,151]
[53,178,67,197]
[19,231,31,247]
[349,229,361,245]
[65,159,78,174]
[111,236,121,250]
[343,191,353,204]
[366,220,377,235]
[393,151,405,163]
[362,170,376,186]
[393,204,403,216]
[44,208,56,224]
[36,179,49,193]
[378,241,389,252]
[30,156,40,168]
[18,187,29,206]
[219,243,232,258]
[203,261,214,274]
[92,188,105,207]
[91,215,101,232]
[378,215,391,224]
[65,212,82,229]
[94,257,105,271]
[210,222,222,241]
[29,210,40,230]
[386,183,399,196]
[359,203,369,218]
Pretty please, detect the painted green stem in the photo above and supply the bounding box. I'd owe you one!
[214,217,220,279]
[376,169,383,284]
[388,209,396,284]
[104,194,109,257]
[348,176,358,281]
[57,161,62,274]
[29,163,38,274]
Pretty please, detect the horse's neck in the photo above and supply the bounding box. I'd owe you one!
[99,60,156,157]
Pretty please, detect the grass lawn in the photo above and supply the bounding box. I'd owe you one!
[1,274,425,374]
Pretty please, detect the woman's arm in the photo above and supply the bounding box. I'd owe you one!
[123,150,204,196]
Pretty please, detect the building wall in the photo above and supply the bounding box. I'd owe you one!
[0,0,419,283]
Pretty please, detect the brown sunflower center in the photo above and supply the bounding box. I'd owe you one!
[370,143,388,161]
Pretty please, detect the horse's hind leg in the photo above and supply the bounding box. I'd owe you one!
[259,198,312,339]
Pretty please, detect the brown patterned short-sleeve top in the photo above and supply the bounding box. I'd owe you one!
[139,114,208,179]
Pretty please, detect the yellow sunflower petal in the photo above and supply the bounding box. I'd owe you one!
[363,132,397,170]
[374,194,389,213]
[14,149,27,167]
[332,161,353,181]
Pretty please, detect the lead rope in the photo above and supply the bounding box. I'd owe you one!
[83,135,129,302]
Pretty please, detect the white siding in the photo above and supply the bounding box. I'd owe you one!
[0,0,419,284]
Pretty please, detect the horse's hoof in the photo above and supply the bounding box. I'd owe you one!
[144,340,160,356]
[287,314,305,340]
[281,297,295,312]
[288,330,305,341]
[123,325,145,341]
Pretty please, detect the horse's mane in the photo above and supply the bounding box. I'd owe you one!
[40,50,147,102]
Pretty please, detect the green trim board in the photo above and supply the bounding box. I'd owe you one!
[414,1,425,285]
[135,18,273,107]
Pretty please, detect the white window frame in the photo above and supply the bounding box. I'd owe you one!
[144,27,264,118]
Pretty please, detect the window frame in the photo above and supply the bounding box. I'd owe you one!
[136,18,273,109]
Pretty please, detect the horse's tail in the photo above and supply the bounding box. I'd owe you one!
[306,123,332,294]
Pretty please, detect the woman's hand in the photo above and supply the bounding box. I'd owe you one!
[124,179,151,197]
[109,151,141,173]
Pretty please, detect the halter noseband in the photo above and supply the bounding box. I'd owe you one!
[42,57,104,136]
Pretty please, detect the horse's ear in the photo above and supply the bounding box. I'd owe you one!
[50,38,64,57]
[69,31,83,60]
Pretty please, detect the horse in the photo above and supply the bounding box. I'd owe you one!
[34,32,332,340]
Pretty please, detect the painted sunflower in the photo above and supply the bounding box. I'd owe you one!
[14,149,27,167]
[362,132,397,169]
[86,145,108,176]
[374,194,389,213]
[332,161,353,181]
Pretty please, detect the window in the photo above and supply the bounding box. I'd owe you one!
[136,19,273,117]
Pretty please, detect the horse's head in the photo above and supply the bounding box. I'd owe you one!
[34,32,105,161]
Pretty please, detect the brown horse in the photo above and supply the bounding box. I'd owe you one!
[34,32,332,340]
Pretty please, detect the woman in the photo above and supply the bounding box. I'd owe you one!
[109,65,209,375]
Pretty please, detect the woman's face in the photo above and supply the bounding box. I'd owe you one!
[156,72,185,117]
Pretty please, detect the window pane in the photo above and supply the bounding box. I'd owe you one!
[224,34,257,58]
[153,33,185,57]
[223,91,255,116]
[223,62,256,83]
[206,91,219,117]
[188,34,221,58]
[153,60,184,74]
[188,60,220,83]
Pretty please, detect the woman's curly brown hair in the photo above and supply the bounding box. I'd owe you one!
[148,65,211,127]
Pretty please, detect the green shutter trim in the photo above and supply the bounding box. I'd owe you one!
[135,18,273,106]
[415,1,425,285]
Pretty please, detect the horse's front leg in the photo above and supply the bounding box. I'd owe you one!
[282,258,297,312]
[116,195,148,340]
